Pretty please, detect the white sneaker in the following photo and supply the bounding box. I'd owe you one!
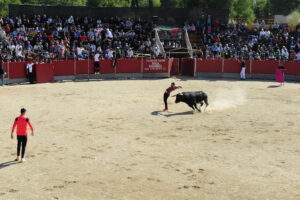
[20,158,26,163]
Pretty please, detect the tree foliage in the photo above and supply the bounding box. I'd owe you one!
[3,0,300,21]
[230,0,255,22]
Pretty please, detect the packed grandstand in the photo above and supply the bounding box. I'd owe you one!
[1,14,300,62]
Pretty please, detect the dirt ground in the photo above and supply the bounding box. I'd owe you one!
[0,78,299,200]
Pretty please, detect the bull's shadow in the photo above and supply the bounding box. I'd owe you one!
[151,110,194,117]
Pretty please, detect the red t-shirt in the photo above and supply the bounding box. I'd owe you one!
[11,115,34,136]
[165,86,179,94]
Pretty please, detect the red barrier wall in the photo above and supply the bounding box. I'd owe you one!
[117,59,141,73]
[196,59,222,73]
[282,61,300,76]
[251,60,279,74]
[3,59,300,83]
[143,59,169,73]
[2,63,9,76]
[223,59,251,74]
[36,63,54,83]
[181,58,195,76]
[100,59,115,74]
[4,62,28,79]
[170,58,180,76]
[53,60,74,76]
[76,59,94,75]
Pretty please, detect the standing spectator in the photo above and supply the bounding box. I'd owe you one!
[94,51,100,74]
[239,59,246,80]
[26,61,35,84]
[0,56,7,86]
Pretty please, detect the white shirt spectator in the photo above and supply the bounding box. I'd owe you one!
[265,30,271,38]
[77,47,84,56]
[94,53,100,62]
[107,49,114,59]
[127,48,134,57]
[68,16,74,24]
[259,29,266,39]
[281,47,289,59]
[153,46,160,57]
[296,52,300,61]
[26,63,34,73]
[105,29,113,39]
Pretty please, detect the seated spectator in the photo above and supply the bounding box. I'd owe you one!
[296,51,300,61]
[127,48,134,58]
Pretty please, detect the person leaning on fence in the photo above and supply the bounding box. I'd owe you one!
[26,61,35,84]
[239,59,246,80]
[0,56,7,86]
[94,52,100,74]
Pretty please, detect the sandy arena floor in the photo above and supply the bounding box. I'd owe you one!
[0,78,299,200]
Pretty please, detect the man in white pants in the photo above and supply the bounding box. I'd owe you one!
[240,60,246,80]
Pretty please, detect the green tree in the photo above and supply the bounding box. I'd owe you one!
[253,0,268,18]
[230,0,255,22]
[160,0,182,7]
[0,0,21,15]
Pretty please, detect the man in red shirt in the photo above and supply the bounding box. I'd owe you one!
[11,108,34,163]
[163,82,182,111]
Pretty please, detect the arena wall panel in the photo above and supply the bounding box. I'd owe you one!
[251,60,279,75]
[53,60,74,76]
[117,59,141,73]
[75,59,94,75]
[170,58,180,76]
[142,59,169,74]
[282,61,300,76]
[181,58,195,76]
[223,60,248,74]
[196,59,222,73]
[6,62,28,79]
[100,59,115,74]
[36,63,54,83]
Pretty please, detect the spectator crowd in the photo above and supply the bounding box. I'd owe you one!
[0,15,159,62]
[1,14,300,62]
[184,16,300,61]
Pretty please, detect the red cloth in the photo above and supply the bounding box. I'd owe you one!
[276,69,285,83]
[11,115,33,136]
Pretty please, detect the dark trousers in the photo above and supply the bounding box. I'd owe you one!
[28,72,34,84]
[17,135,27,158]
[164,92,170,109]
[94,62,100,73]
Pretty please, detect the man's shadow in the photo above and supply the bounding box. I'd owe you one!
[267,85,281,88]
[0,161,19,169]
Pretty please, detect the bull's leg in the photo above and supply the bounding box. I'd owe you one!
[194,104,201,112]
[187,103,195,110]
[200,101,204,107]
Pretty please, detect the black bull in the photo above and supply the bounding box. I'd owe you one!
[173,91,209,112]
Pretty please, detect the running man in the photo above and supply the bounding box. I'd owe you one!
[11,108,34,162]
[163,82,182,111]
